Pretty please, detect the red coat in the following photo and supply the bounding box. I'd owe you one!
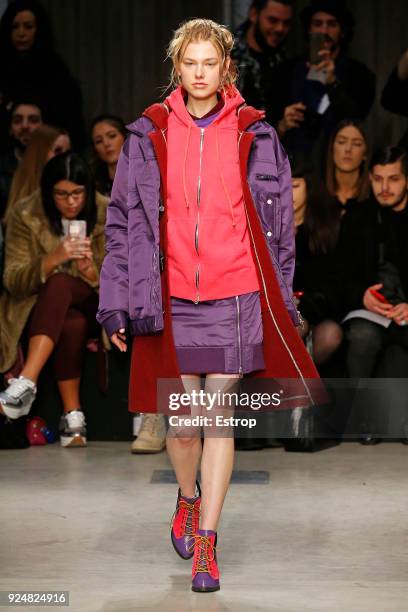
[128,103,326,414]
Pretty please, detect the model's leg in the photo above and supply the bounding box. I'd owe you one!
[200,373,238,531]
[167,374,203,560]
[190,373,238,593]
[166,374,202,497]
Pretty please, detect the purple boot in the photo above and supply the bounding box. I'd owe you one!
[191,529,220,592]
[171,481,201,559]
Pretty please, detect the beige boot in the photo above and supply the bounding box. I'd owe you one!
[131,414,166,454]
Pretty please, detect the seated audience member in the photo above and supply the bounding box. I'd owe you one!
[271,0,375,162]
[0,0,85,150]
[0,152,108,447]
[231,0,293,124]
[5,124,70,223]
[342,147,408,377]
[0,101,42,217]
[340,147,408,444]
[381,49,408,151]
[90,115,126,197]
[291,157,343,367]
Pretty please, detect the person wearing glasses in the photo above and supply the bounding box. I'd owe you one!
[0,152,107,447]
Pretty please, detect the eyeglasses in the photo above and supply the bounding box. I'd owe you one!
[53,187,86,201]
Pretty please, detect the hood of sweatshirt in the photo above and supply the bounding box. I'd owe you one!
[164,86,245,227]
[164,85,245,129]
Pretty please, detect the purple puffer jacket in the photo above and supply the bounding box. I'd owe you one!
[97,115,300,337]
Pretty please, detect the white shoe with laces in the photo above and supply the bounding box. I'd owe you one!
[59,410,87,447]
[0,376,37,419]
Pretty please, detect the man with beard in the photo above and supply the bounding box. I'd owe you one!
[271,0,375,163]
[342,147,408,377]
[231,0,293,124]
[340,147,408,444]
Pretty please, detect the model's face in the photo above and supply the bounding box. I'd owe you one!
[251,1,293,49]
[309,11,342,53]
[53,179,86,220]
[333,126,366,173]
[46,134,71,161]
[10,104,42,147]
[11,10,37,52]
[178,39,227,100]
[370,161,408,210]
[92,122,125,165]
[292,177,307,210]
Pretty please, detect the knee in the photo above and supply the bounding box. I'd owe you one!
[316,321,343,351]
[168,434,200,448]
[347,320,382,350]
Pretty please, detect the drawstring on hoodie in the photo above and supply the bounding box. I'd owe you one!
[182,124,192,209]
[215,127,236,228]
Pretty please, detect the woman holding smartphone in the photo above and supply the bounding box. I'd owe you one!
[98,19,322,592]
[0,152,107,447]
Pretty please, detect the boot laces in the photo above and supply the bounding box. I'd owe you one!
[170,498,200,536]
[190,534,216,574]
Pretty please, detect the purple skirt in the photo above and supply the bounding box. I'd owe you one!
[170,291,265,374]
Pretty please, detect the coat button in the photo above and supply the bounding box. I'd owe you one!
[267,199,272,204]
[267,231,272,237]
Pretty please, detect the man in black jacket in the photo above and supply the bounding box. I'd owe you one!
[271,0,375,162]
[344,146,408,378]
[232,0,293,124]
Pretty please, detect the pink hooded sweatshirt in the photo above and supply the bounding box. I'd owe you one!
[165,86,260,303]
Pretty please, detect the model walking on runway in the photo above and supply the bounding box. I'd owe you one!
[97,19,321,593]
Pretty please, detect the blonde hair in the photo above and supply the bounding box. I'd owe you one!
[5,124,69,223]
[166,18,238,91]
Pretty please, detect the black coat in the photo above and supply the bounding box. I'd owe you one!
[338,198,408,313]
[381,67,408,150]
[270,53,376,160]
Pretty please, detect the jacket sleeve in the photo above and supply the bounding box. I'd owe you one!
[3,207,43,298]
[96,138,131,338]
[275,137,300,326]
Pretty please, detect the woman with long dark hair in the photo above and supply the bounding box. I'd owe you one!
[325,118,370,206]
[90,115,126,197]
[0,0,84,149]
[292,157,343,366]
[0,152,107,447]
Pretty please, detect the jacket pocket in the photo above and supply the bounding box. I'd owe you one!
[256,191,282,239]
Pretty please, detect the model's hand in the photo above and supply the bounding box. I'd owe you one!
[388,302,408,325]
[278,102,306,135]
[111,328,127,352]
[362,283,393,316]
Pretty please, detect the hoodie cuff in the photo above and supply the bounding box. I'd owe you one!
[102,312,128,338]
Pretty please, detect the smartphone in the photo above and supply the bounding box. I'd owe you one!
[68,220,87,240]
[369,288,391,305]
[309,32,326,65]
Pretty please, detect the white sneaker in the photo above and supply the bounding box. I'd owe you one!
[131,414,166,454]
[59,410,87,447]
[0,376,37,419]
